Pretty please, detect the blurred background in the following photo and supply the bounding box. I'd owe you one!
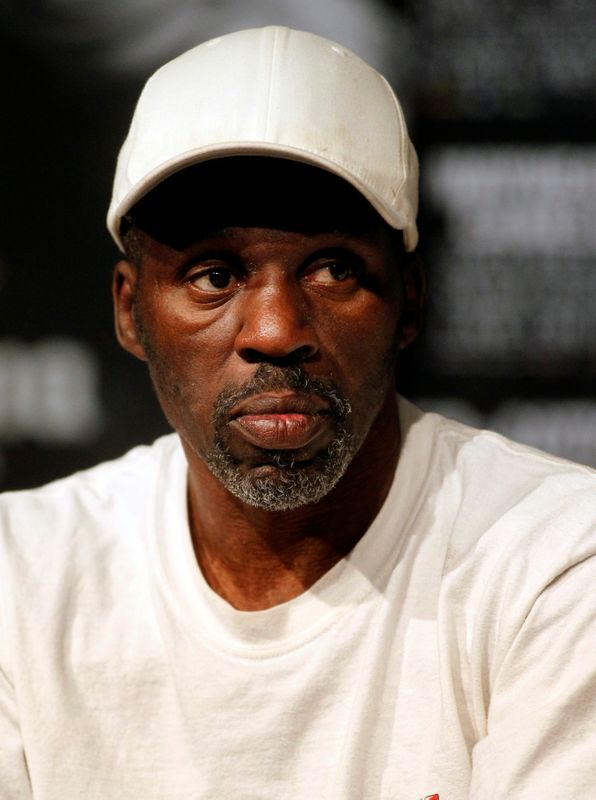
[1,0,595,489]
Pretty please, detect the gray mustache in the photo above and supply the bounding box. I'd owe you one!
[212,365,352,422]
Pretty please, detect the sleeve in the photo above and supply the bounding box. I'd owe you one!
[0,666,33,799]
[470,554,596,798]
[0,516,33,799]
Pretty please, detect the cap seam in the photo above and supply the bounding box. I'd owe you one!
[263,26,281,141]
[380,74,407,199]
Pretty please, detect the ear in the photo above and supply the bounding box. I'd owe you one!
[398,252,426,350]
[112,260,148,361]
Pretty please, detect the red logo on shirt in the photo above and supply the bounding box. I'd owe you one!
[423,795,439,800]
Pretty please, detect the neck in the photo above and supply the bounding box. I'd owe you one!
[184,392,401,610]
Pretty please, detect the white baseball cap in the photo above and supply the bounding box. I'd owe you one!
[107,26,419,252]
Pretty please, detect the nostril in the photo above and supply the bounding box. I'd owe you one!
[294,345,315,360]
[288,344,318,362]
[240,346,316,366]
[240,348,269,365]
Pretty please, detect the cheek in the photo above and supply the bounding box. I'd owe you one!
[314,295,402,384]
[137,288,236,378]
[133,300,226,433]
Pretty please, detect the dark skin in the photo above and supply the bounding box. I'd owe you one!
[112,160,424,611]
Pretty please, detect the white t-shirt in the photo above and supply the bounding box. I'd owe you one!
[1,398,595,799]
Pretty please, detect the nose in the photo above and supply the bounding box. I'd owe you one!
[234,280,319,364]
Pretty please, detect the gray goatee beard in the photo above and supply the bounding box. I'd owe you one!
[203,365,356,511]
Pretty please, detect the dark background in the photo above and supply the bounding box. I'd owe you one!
[1,0,595,490]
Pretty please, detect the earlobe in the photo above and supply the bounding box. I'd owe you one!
[398,253,426,350]
[112,260,147,361]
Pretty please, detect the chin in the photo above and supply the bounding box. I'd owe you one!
[204,431,358,511]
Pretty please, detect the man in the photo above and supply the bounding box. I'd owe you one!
[1,26,595,799]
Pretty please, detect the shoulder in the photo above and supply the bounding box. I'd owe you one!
[400,403,596,750]
[399,397,596,628]
[0,435,185,687]
[0,434,184,556]
[407,403,596,685]
[427,409,596,564]
[401,398,596,546]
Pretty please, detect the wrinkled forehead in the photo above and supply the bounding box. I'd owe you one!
[124,156,395,250]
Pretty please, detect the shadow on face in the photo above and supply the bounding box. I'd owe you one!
[122,156,406,258]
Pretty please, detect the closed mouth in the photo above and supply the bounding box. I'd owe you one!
[228,392,332,451]
[229,391,330,420]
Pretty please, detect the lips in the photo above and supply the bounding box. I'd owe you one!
[228,392,332,451]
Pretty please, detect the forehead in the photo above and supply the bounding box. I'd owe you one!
[126,157,395,251]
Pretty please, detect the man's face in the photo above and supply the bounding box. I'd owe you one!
[114,159,420,511]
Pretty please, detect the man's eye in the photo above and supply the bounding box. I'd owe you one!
[189,267,237,292]
[307,259,358,285]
